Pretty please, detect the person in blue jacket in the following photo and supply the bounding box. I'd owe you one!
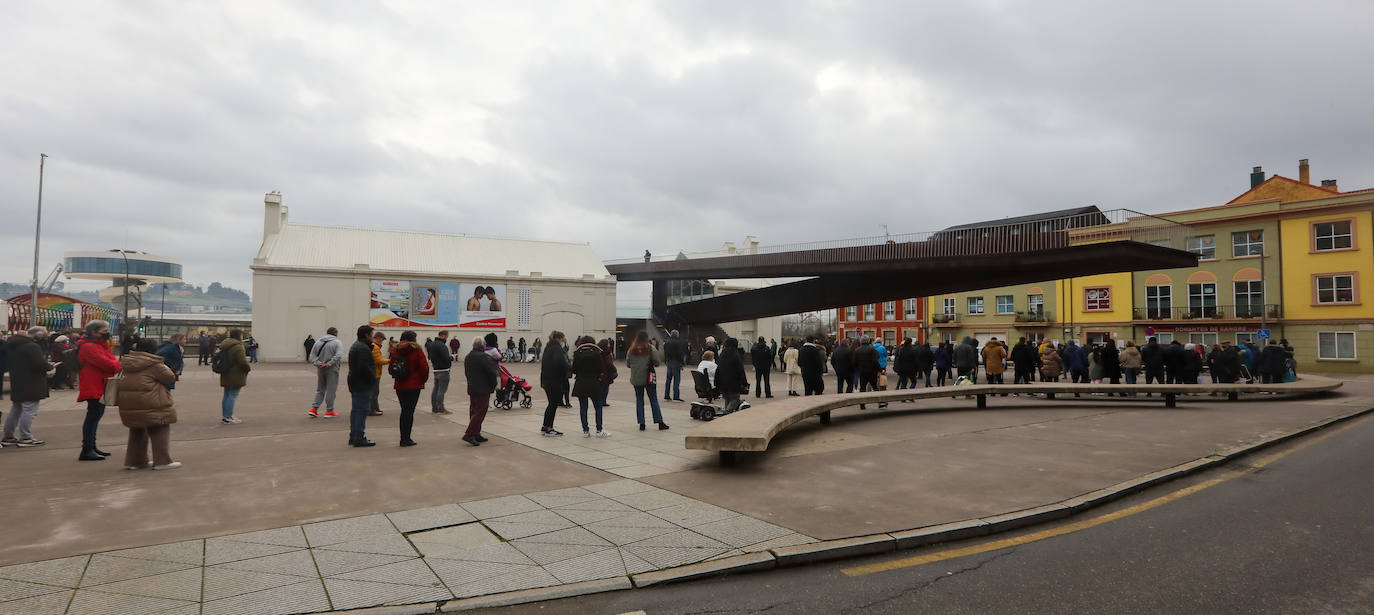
[155,333,186,390]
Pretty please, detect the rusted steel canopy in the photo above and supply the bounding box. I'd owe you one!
[664,241,1197,324]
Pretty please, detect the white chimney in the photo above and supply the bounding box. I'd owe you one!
[264,192,286,237]
[723,241,737,254]
[744,235,759,254]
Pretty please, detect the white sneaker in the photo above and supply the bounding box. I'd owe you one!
[153,462,182,470]
[583,430,591,438]
[595,430,613,438]
[221,417,242,424]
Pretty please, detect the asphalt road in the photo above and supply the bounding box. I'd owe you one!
[490,411,1374,615]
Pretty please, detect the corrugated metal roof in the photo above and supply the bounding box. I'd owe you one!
[257,224,611,280]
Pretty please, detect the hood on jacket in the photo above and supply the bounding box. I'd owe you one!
[120,351,164,372]
[219,337,242,349]
[394,341,422,353]
[962,336,973,345]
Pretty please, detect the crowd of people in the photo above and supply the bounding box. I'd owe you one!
[0,321,1305,469]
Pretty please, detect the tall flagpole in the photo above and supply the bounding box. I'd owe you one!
[31,153,47,329]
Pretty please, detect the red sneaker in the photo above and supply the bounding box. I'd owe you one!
[308,408,319,418]
[323,410,339,418]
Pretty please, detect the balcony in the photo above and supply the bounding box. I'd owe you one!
[931,313,958,325]
[1015,309,1052,323]
[1132,304,1282,321]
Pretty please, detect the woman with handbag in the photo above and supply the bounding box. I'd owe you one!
[76,320,122,461]
[626,331,668,431]
[117,339,181,470]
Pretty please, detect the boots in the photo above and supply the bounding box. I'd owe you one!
[78,447,105,461]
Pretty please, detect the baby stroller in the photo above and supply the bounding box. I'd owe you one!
[495,364,534,410]
[688,370,750,421]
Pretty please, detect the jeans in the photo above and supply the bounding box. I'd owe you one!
[634,383,664,426]
[83,399,106,447]
[5,400,39,440]
[466,394,489,438]
[896,374,913,390]
[937,368,951,386]
[431,370,450,411]
[578,396,604,432]
[370,383,381,412]
[542,384,563,430]
[1013,368,1032,385]
[802,373,824,396]
[754,367,772,397]
[313,368,339,411]
[722,391,743,414]
[125,425,172,467]
[987,373,1004,384]
[222,387,241,418]
[858,372,878,408]
[350,390,370,442]
[600,384,610,408]
[1123,368,1139,385]
[1145,369,1165,385]
[1072,369,1089,384]
[397,389,421,442]
[664,361,683,400]
[836,371,854,393]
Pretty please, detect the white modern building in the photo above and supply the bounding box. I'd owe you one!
[251,193,616,361]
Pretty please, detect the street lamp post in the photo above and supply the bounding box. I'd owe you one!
[160,283,166,340]
[119,249,129,332]
[31,153,47,329]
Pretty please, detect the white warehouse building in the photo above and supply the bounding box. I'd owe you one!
[251,193,616,361]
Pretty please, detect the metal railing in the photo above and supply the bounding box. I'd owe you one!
[607,208,1193,266]
[1132,304,1282,321]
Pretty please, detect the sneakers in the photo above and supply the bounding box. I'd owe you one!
[16,438,45,447]
[323,410,339,418]
[462,435,481,446]
[308,408,319,418]
[541,428,564,437]
[1,437,17,445]
[475,435,488,443]
[221,417,242,424]
[594,430,613,438]
[658,423,670,430]
[370,410,383,416]
[153,462,182,470]
[400,439,418,447]
[583,430,591,438]
[433,409,453,415]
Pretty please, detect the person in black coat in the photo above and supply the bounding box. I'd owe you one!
[662,331,687,402]
[426,332,455,414]
[715,338,749,413]
[346,325,377,447]
[1257,340,1288,383]
[0,336,9,401]
[831,340,855,393]
[798,337,826,396]
[750,337,774,398]
[1140,338,1165,384]
[852,337,881,409]
[1163,341,1186,384]
[538,332,570,437]
[915,342,935,387]
[4,327,54,446]
[1009,338,1034,385]
[893,339,919,390]
[463,339,500,446]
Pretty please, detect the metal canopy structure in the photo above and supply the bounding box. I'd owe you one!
[606,208,1198,325]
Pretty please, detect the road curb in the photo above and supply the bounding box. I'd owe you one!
[438,577,632,612]
[631,551,777,587]
[771,533,895,567]
[334,604,439,615]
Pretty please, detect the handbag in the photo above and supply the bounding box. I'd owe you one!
[877,370,888,389]
[101,371,125,406]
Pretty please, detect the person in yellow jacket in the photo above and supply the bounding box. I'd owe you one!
[369,331,390,416]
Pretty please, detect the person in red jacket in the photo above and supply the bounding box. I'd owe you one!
[76,320,122,461]
[389,331,429,447]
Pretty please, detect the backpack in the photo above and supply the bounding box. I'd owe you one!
[211,347,227,374]
[389,351,411,380]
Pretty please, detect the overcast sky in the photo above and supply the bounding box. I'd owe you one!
[4,1,1372,304]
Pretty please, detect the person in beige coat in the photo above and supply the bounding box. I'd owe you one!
[782,342,801,396]
[116,340,180,470]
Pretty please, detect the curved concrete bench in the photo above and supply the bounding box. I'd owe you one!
[684,375,1344,464]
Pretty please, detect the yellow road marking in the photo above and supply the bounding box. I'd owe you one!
[842,417,1364,577]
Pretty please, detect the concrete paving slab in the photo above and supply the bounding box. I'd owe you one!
[386,504,475,533]
[200,578,331,615]
[0,577,69,602]
[202,567,318,601]
[204,538,303,566]
[213,549,319,576]
[0,554,90,587]
[0,590,73,615]
[322,577,452,610]
[311,551,413,577]
[66,588,196,615]
[81,567,202,602]
[541,549,628,584]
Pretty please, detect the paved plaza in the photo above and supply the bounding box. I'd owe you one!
[0,362,1368,614]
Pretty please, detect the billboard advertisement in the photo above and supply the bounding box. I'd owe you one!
[458,283,506,328]
[369,280,504,328]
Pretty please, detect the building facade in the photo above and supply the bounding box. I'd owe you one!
[251,193,617,362]
[926,160,1374,372]
[837,297,925,345]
